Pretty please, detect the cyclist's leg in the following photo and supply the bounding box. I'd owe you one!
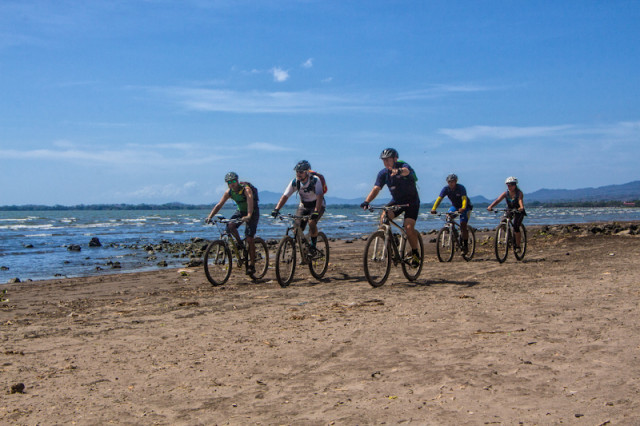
[244,208,259,267]
[308,205,325,246]
[513,213,524,248]
[460,210,470,242]
[228,211,245,249]
[402,204,420,251]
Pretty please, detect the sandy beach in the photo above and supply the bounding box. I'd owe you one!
[2,223,640,425]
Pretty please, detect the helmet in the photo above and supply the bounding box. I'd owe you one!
[294,160,311,172]
[446,173,458,182]
[379,148,398,159]
[505,176,518,185]
[224,171,239,183]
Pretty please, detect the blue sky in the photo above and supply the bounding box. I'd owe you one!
[1,0,639,205]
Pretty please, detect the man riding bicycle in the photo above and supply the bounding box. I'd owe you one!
[206,172,259,275]
[360,148,421,266]
[430,173,473,253]
[271,160,326,254]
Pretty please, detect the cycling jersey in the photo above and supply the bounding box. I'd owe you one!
[505,189,524,210]
[282,176,326,208]
[229,184,257,214]
[374,161,420,205]
[438,184,472,210]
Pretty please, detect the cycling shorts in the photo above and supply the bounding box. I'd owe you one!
[448,206,471,223]
[388,202,420,221]
[230,208,259,238]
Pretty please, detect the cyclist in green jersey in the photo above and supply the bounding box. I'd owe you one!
[206,172,259,275]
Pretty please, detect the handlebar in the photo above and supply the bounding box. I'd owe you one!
[206,215,244,225]
[273,213,312,222]
[366,204,408,213]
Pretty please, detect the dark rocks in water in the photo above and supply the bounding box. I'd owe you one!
[1,266,8,271]
[89,237,102,247]
[157,260,168,267]
[106,260,121,269]
[8,277,21,283]
[67,244,82,252]
[185,259,203,267]
[23,244,34,248]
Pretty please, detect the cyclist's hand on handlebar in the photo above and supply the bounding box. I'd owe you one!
[487,207,493,212]
[360,201,370,210]
[430,209,437,214]
[310,211,319,221]
[271,209,280,218]
[204,217,212,224]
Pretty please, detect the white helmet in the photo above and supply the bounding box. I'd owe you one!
[505,176,518,185]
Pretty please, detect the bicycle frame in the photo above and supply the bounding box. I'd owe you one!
[368,206,409,265]
[210,217,245,264]
[441,213,463,249]
[279,213,312,260]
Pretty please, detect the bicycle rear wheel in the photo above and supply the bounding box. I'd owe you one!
[275,236,296,287]
[308,232,330,280]
[513,224,527,261]
[436,227,455,262]
[203,240,232,286]
[401,232,423,281]
[494,223,509,263]
[251,237,269,279]
[462,227,476,261]
[363,230,391,287]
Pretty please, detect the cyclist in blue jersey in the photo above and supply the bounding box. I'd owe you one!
[206,172,259,275]
[430,173,473,253]
[271,160,326,254]
[360,148,421,265]
[487,176,527,251]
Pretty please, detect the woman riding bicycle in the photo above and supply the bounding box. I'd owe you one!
[206,172,259,275]
[430,173,473,254]
[360,148,421,266]
[487,176,526,251]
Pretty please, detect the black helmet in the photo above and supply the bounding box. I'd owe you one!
[294,160,311,172]
[446,173,458,182]
[379,148,398,159]
[224,171,239,183]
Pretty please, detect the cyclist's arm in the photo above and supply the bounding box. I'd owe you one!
[314,179,324,213]
[487,192,506,210]
[274,182,296,210]
[244,186,254,221]
[460,195,468,211]
[431,196,443,213]
[207,190,231,220]
[364,186,382,204]
[517,192,525,211]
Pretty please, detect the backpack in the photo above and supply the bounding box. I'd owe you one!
[295,170,328,194]
[239,181,259,202]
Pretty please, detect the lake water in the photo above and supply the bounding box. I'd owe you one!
[2,205,640,282]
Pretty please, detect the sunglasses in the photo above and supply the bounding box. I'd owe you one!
[226,179,237,184]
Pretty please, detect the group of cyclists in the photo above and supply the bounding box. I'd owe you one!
[205,148,526,274]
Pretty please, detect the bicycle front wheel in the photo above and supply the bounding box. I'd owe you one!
[203,240,232,286]
[513,224,527,261]
[363,230,391,287]
[401,232,424,281]
[251,237,269,279]
[308,232,330,280]
[462,227,476,261]
[494,223,509,263]
[436,227,455,262]
[275,236,296,287]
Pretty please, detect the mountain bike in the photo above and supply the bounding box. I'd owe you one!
[203,216,269,286]
[362,205,424,287]
[273,213,330,287]
[435,211,476,262]
[492,208,527,263]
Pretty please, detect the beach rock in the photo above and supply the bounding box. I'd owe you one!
[1,266,8,271]
[89,237,102,247]
[157,260,168,267]
[68,244,82,252]
[185,259,203,267]
[10,383,25,394]
[23,244,34,248]
[8,278,20,283]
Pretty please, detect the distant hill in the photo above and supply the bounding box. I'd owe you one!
[526,180,640,202]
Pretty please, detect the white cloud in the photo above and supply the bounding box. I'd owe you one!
[246,142,290,151]
[271,67,290,82]
[117,182,201,201]
[302,58,313,68]
[438,125,574,141]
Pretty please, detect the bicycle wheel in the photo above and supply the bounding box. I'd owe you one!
[308,232,330,280]
[275,236,296,287]
[203,240,232,286]
[251,237,269,279]
[400,232,424,281]
[462,227,476,261]
[513,224,527,261]
[436,227,455,262]
[494,223,509,263]
[363,230,391,287]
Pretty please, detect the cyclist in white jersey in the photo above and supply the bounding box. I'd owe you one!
[271,160,326,253]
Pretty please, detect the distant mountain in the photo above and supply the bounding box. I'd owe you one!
[526,180,640,202]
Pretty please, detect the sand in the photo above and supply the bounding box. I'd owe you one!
[2,224,640,425]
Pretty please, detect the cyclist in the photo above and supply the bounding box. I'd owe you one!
[206,172,259,275]
[487,176,527,251]
[360,148,421,266]
[430,173,473,253]
[271,160,325,254]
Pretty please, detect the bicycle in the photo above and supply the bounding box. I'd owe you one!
[435,211,476,262]
[273,213,330,287]
[492,208,527,263]
[203,216,269,286]
[362,205,424,287]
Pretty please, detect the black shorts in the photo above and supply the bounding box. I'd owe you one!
[387,201,420,221]
[230,208,259,238]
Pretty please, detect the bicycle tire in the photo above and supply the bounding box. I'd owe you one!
[308,232,330,280]
[513,224,527,261]
[251,237,269,279]
[203,240,232,286]
[400,232,424,281]
[363,230,391,287]
[275,236,296,287]
[436,227,455,262]
[494,223,509,263]
[462,227,476,261]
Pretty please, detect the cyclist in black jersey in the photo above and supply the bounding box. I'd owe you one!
[487,176,526,251]
[206,172,259,275]
[430,173,472,253]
